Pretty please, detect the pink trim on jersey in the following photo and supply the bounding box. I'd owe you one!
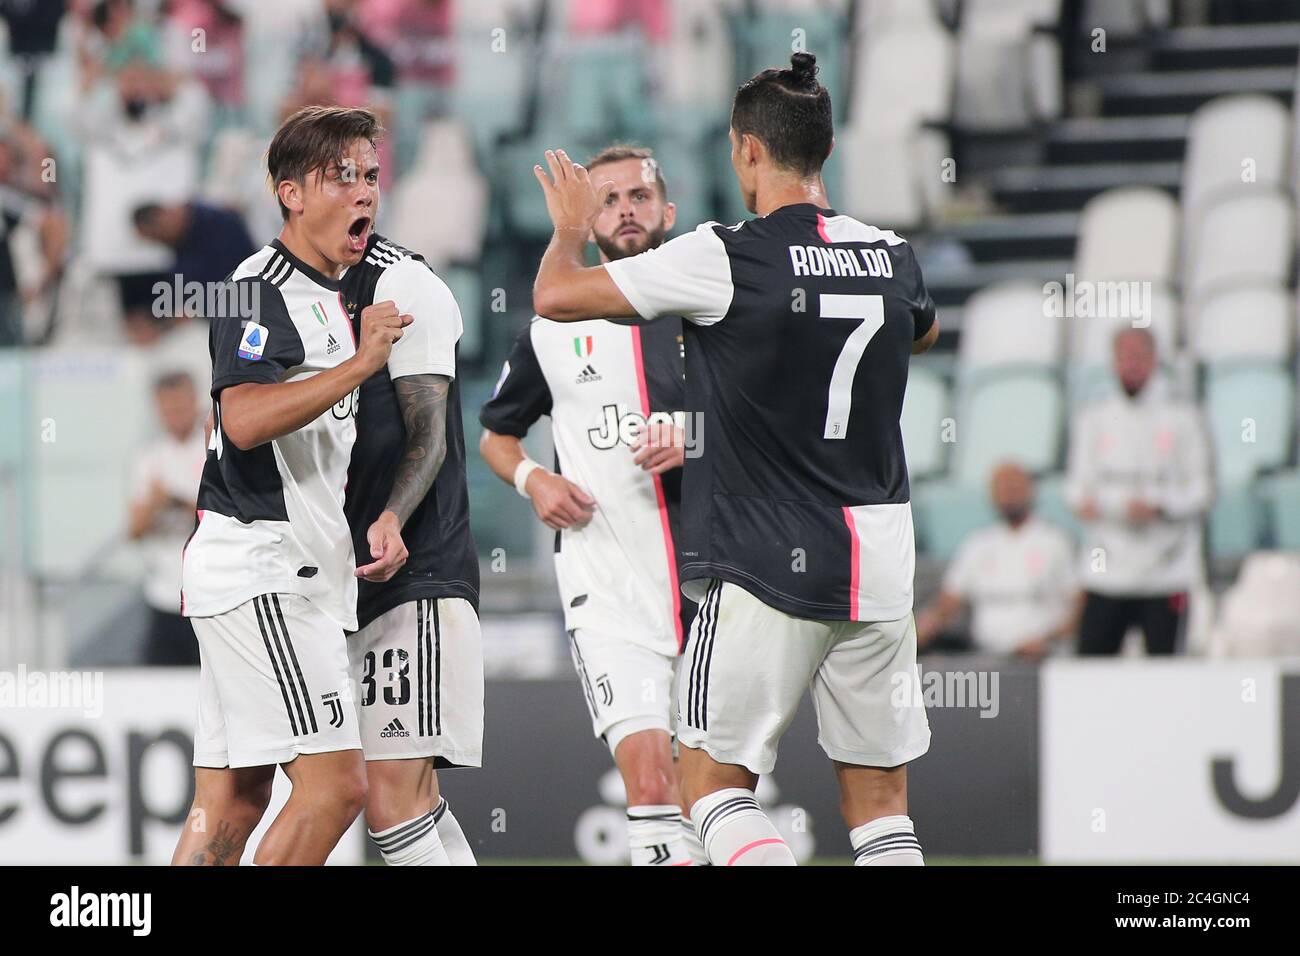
[728,838,786,866]
[816,212,831,243]
[843,506,860,620]
[338,292,358,348]
[630,324,685,651]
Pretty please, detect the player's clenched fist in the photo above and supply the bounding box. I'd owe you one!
[355,299,413,373]
[534,148,613,233]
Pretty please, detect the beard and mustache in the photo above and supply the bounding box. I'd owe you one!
[593,220,667,262]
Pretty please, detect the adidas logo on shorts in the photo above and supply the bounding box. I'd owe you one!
[380,718,411,739]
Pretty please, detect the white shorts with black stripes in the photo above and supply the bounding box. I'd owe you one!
[192,593,361,769]
[348,598,483,767]
[568,628,678,755]
[676,580,931,776]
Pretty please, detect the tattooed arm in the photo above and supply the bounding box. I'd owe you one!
[388,373,451,524]
[355,373,450,582]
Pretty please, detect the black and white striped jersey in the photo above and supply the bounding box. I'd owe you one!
[341,234,480,630]
[604,204,936,623]
[479,316,692,655]
[182,240,361,630]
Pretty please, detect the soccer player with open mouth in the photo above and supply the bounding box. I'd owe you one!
[529,54,940,866]
[174,107,411,866]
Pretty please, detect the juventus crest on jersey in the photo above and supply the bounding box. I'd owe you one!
[604,204,937,623]
[182,240,360,631]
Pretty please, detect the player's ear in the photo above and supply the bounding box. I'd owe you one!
[277,178,304,217]
[827,135,836,160]
[663,201,677,233]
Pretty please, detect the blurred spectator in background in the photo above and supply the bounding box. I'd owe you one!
[0,117,70,345]
[127,370,205,665]
[916,461,1079,660]
[0,0,69,121]
[132,199,255,289]
[72,2,211,344]
[162,0,245,126]
[1066,327,1214,656]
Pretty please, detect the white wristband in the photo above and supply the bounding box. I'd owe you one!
[514,458,542,497]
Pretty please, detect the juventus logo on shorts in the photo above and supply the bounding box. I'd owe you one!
[596,674,614,708]
[321,692,346,729]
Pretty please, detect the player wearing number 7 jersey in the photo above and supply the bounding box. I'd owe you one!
[530,52,939,866]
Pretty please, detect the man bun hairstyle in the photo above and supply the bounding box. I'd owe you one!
[731,52,833,176]
[267,106,384,220]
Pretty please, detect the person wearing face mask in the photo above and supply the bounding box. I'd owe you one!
[916,461,1080,660]
[1065,327,1214,655]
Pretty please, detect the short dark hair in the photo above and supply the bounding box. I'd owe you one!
[154,370,194,393]
[585,144,668,200]
[266,106,384,220]
[731,52,833,176]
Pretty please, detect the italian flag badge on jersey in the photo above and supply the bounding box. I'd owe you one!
[574,335,594,357]
[311,302,329,326]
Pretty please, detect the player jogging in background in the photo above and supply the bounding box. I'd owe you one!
[480,145,703,866]
[529,54,939,866]
[341,230,483,866]
[174,107,411,866]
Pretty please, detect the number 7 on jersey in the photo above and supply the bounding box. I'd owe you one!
[820,293,885,439]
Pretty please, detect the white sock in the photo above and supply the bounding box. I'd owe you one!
[433,796,477,866]
[627,804,692,866]
[691,788,796,866]
[850,814,924,866]
[369,811,451,866]
[681,816,710,866]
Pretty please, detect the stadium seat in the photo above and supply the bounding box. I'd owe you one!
[1032,472,1081,541]
[1208,485,1266,560]
[1069,281,1179,364]
[662,0,733,129]
[387,121,489,269]
[900,365,950,479]
[840,21,954,227]
[1185,190,1294,300]
[1204,363,1294,486]
[958,280,1065,383]
[951,371,1063,483]
[858,0,946,30]
[1074,187,1179,284]
[911,477,995,558]
[448,29,533,152]
[953,0,1063,131]
[1262,471,1300,550]
[1082,0,1171,36]
[439,266,484,361]
[1191,283,1293,362]
[1182,94,1292,216]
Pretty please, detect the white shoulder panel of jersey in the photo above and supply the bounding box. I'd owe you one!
[823,216,908,246]
[228,245,280,282]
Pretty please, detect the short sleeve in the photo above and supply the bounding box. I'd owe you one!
[209,280,304,399]
[902,244,936,341]
[603,223,734,326]
[478,322,552,438]
[378,257,461,380]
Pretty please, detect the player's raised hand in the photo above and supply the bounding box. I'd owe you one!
[356,299,413,374]
[631,422,686,475]
[524,469,597,531]
[533,149,613,233]
[356,510,409,582]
